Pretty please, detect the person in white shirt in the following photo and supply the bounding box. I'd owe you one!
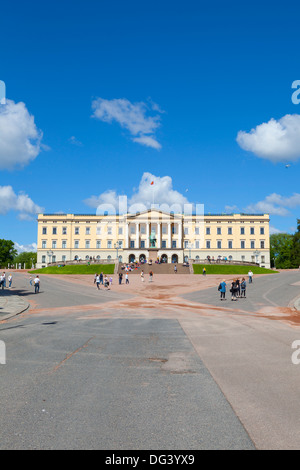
[248,270,253,284]
[34,276,40,294]
[8,274,12,288]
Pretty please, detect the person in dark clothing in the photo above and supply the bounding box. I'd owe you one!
[241,278,246,297]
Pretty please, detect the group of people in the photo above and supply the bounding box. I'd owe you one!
[218,270,254,301]
[0,272,13,289]
[94,273,112,290]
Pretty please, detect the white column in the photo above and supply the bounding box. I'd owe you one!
[135,222,139,249]
[125,222,129,249]
[168,223,172,249]
[157,222,161,249]
[178,221,182,249]
[146,223,150,248]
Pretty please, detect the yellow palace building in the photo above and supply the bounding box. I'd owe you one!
[36,209,270,268]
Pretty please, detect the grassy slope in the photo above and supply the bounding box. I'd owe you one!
[193,264,277,275]
[29,264,115,275]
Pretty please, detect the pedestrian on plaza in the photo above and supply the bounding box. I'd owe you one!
[149,271,153,282]
[104,275,110,290]
[141,270,145,282]
[94,273,97,284]
[236,278,240,297]
[34,276,40,294]
[109,276,113,287]
[241,278,246,297]
[230,279,238,301]
[0,273,4,290]
[100,272,104,285]
[218,279,226,300]
[29,276,33,286]
[96,274,100,290]
[8,274,12,288]
[203,267,206,276]
[248,270,253,284]
[125,273,129,284]
[2,272,6,288]
[119,272,123,285]
[174,265,177,274]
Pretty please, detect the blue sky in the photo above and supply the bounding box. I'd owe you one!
[1,0,300,251]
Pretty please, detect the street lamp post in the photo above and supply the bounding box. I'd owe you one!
[114,241,121,261]
[253,250,261,266]
[47,250,54,266]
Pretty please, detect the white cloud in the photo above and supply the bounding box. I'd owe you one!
[0,185,43,219]
[91,97,162,149]
[84,172,190,213]
[237,114,300,163]
[68,136,83,146]
[231,192,300,217]
[0,99,43,170]
[14,242,37,253]
[269,226,283,235]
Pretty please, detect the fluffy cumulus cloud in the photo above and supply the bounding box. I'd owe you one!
[0,99,43,170]
[236,114,300,163]
[0,185,43,220]
[226,192,300,217]
[14,242,37,253]
[91,98,163,149]
[84,172,190,213]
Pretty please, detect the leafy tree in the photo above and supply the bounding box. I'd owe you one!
[0,239,18,267]
[13,251,37,269]
[290,219,300,268]
[270,233,293,269]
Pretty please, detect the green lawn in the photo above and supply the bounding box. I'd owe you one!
[193,264,277,275]
[29,264,115,275]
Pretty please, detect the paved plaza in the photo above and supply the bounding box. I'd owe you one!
[0,270,300,449]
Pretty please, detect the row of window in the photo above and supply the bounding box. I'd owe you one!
[43,225,265,236]
[42,239,266,250]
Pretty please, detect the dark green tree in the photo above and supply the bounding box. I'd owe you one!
[290,219,300,268]
[13,251,37,269]
[270,233,294,269]
[0,239,18,267]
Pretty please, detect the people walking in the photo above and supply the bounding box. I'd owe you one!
[104,275,110,290]
[8,274,12,288]
[34,276,40,294]
[149,271,153,282]
[203,267,206,276]
[218,279,226,300]
[241,278,246,297]
[96,274,100,290]
[174,265,177,274]
[119,273,123,285]
[141,270,145,282]
[125,273,129,284]
[230,279,238,301]
[0,273,4,290]
[248,270,253,284]
[100,272,104,285]
[236,278,240,297]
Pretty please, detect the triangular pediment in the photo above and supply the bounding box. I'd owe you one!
[125,208,183,222]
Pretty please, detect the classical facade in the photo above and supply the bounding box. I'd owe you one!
[36,210,270,268]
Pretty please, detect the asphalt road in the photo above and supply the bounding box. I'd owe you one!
[1,271,300,450]
[0,273,255,450]
[182,271,300,312]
